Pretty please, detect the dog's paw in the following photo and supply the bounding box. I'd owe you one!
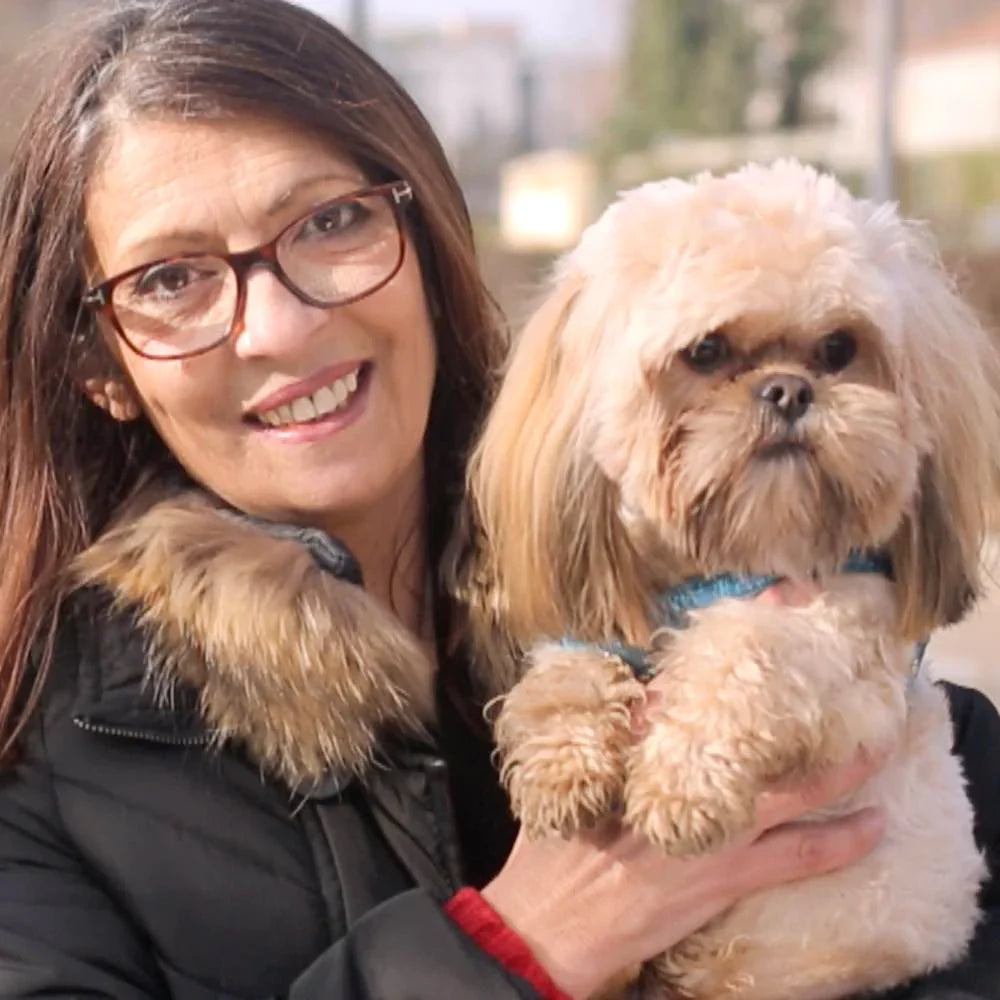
[495,645,644,838]
[624,731,757,855]
[621,604,836,855]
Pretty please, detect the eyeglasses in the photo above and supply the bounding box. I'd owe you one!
[81,180,414,361]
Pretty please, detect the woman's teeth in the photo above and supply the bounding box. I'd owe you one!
[258,369,360,427]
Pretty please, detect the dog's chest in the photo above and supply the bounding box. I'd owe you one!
[659,676,985,1000]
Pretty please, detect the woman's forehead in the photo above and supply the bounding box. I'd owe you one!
[85,116,366,270]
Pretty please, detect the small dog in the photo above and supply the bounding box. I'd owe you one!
[456,160,1000,999]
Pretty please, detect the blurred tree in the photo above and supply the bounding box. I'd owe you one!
[598,0,842,161]
[776,0,843,128]
[602,0,758,154]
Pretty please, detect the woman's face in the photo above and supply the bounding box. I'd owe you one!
[85,116,437,535]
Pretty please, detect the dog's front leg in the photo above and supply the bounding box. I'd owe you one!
[494,644,646,838]
[623,597,906,856]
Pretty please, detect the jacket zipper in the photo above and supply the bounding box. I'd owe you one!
[72,715,211,746]
[422,756,464,894]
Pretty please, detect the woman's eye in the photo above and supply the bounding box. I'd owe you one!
[301,200,368,238]
[133,263,200,298]
[682,332,731,373]
[814,329,857,373]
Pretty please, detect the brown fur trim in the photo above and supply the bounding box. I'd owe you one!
[72,489,435,788]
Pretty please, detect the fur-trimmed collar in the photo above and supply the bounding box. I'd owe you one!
[71,485,436,789]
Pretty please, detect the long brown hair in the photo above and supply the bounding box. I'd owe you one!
[0,0,505,761]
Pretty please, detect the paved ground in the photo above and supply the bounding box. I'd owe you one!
[926,541,1000,707]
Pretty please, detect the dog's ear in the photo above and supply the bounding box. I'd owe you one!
[891,457,979,639]
[464,268,650,660]
[884,223,1000,639]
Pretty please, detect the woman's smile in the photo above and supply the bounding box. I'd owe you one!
[246,360,374,442]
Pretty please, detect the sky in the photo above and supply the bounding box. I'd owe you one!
[300,0,625,56]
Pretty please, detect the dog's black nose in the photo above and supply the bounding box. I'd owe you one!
[753,373,814,423]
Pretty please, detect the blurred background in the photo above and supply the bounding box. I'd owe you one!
[1,0,998,703]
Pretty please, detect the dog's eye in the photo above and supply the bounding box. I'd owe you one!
[814,330,857,373]
[683,332,730,373]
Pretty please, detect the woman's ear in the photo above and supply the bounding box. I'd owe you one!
[80,374,142,422]
[75,332,143,422]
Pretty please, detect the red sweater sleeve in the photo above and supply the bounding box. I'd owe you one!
[444,887,573,1000]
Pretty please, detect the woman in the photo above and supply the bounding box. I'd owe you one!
[0,1,995,997]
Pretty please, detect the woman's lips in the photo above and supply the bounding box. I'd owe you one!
[246,359,367,420]
[249,362,373,441]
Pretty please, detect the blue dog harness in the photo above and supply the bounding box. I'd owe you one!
[558,550,928,681]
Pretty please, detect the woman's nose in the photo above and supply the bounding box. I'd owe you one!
[230,267,329,360]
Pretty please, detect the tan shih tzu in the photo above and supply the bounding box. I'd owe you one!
[456,159,1000,999]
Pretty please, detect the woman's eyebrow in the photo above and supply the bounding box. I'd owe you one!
[109,228,217,270]
[264,171,365,216]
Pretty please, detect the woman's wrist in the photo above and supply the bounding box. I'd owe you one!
[446,888,576,1000]
[479,878,617,1000]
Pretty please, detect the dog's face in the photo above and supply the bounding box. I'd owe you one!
[466,161,1000,644]
[583,166,928,579]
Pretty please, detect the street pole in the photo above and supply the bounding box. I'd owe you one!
[870,0,900,202]
[349,0,370,51]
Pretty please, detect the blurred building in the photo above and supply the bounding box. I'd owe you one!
[526,53,618,153]
[811,0,1000,244]
[504,0,1000,255]
[813,0,1000,160]
[375,20,617,220]
[375,22,523,219]
[896,6,1000,176]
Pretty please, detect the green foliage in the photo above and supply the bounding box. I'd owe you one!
[897,150,1000,248]
[604,0,756,154]
[778,0,843,128]
[598,0,842,162]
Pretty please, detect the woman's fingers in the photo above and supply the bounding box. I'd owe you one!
[732,806,886,900]
[485,797,886,996]
[752,746,890,833]
[753,578,822,607]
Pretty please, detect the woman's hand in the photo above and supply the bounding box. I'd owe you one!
[482,752,886,999]
[482,578,881,1000]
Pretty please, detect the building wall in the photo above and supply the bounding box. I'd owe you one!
[898,47,1000,155]
[832,0,1000,53]
[376,22,618,220]
[376,24,523,159]
[808,0,1000,174]
[528,54,619,152]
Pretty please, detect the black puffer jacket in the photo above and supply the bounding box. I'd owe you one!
[0,495,997,999]
[0,591,538,998]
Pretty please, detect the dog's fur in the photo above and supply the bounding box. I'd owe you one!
[454,160,1000,999]
[73,486,436,788]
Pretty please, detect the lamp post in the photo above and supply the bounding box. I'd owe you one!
[349,0,370,51]
[870,0,900,202]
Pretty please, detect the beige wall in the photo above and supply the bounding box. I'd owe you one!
[898,47,1000,155]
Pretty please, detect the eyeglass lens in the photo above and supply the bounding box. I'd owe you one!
[110,190,401,359]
